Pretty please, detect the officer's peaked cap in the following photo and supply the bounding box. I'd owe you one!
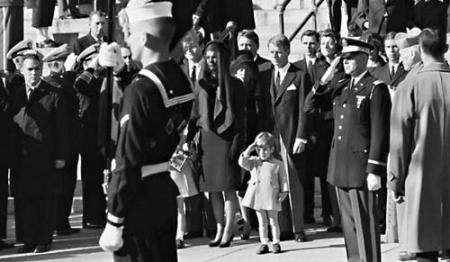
[341,37,373,56]
[43,44,72,62]
[7,39,34,59]
[77,43,100,63]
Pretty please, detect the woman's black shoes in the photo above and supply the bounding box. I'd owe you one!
[208,239,221,247]
[219,234,234,248]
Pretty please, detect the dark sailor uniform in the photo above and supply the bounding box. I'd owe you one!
[107,60,193,262]
[319,71,391,262]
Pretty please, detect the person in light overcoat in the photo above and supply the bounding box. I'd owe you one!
[388,28,450,262]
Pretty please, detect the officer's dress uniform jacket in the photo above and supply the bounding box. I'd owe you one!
[107,60,193,262]
[315,71,391,262]
[327,72,390,188]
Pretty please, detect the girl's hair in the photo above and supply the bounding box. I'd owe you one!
[254,132,276,149]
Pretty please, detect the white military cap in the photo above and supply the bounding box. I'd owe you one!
[125,0,172,25]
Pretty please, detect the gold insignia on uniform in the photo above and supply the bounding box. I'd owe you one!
[356,95,365,108]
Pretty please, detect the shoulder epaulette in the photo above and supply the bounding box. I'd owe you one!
[138,69,194,108]
[373,80,384,86]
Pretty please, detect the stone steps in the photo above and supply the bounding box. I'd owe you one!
[22,2,339,61]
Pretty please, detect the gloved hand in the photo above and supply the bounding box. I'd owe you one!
[367,173,381,191]
[98,42,125,74]
[99,223,124,252]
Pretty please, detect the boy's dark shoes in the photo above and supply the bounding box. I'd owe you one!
[256,244,269,255]
[272,243,282,254]
[0,240,13,250]
[294,231,308,242]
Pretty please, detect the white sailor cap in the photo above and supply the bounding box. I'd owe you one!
[125,0,172,25]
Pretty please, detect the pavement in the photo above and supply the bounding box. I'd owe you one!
[0,214,413,262]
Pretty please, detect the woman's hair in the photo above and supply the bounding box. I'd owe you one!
[254,132,276,149]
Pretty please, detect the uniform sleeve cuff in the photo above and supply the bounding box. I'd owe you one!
[366,159,387,174]
[107,213,124,225]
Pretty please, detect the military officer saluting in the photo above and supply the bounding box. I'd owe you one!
[99,1,194,261]
[42,44,81,236]
[315,37,391,262]
[5,39,34,94]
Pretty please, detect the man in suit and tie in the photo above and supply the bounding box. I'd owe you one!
[369,32,406,235]
[267,34,310,242]
[293,29,324,224]
[371,32,408,97]
[294,30,322,87]
[73,11,106,55]
[179,30,217,242]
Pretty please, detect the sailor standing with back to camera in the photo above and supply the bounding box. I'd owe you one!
[99,1,194,261]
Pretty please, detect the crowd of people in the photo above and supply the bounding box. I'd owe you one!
[0,0,449,262]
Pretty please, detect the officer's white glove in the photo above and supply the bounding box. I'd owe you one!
[64,53,78,71]
[320,56,341,85]
[293,138,307,154]
[367,173,381,191]
[98,42,125,74]
[99,223,124,252]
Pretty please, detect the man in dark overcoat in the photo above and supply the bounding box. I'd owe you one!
[9,53,68,253]
[267,34,311,242]
[73,44,107,229]
[99,1,194,261]
[42,44,81,236]
[317,37,391,262]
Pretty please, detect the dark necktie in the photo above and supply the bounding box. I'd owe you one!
[307,60,314,80]
[190,65,196,83]
[272,70,281,98]
[391,65,396,78]
[27,87,35,101]
[276,70,281,87]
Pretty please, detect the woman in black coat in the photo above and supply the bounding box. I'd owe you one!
[188,41,245,247]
